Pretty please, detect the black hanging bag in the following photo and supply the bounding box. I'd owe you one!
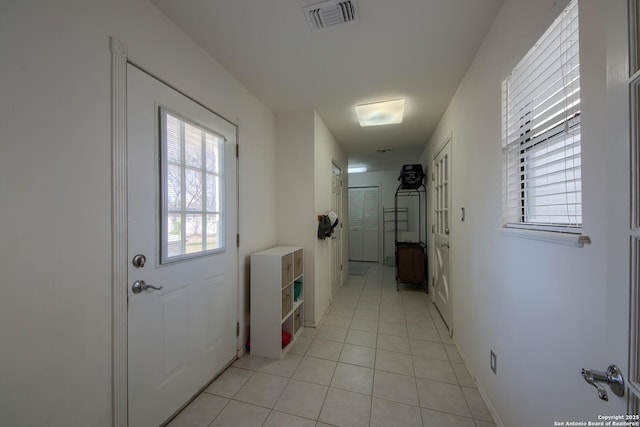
[398,164,424,189]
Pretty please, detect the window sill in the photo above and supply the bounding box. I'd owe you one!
[499,226,591,247]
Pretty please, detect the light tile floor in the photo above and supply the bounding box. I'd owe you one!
[167,263,496,427]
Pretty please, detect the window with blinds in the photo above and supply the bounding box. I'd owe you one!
[502,0,581,232]
[160,107,225,263]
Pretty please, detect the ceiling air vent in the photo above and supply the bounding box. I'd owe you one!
[303,0,359,32]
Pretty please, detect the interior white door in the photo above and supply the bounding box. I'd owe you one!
[126,64,238,426]
[432,138,452,332]
[331,163,343,296]
[348,187,379,262]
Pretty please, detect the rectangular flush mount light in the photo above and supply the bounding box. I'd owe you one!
[348,166,367,173]
[355,99,404,127]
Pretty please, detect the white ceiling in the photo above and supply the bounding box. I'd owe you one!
[151,0,504,172]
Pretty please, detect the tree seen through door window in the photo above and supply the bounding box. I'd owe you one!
[161,108,224,263]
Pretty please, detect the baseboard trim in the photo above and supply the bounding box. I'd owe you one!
[453,338,504,427]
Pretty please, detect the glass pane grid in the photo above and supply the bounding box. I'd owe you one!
[434,155,448,235]
[161,109,224,263]
[633,78,640,229]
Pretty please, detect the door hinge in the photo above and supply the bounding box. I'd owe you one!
[340,264,343,271]
[237,234,240,248]
[236,144,239,158]
[432,172,435,182]
[431,225,435,233]
[236,322,240,337]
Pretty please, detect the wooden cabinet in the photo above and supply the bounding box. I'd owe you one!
[396,242,426,285]
[250,246,304,359]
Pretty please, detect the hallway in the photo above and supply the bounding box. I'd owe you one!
[167,263,496,426]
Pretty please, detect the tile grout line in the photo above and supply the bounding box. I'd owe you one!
[399,275,426,427]
[370,264,382,427]
[315,265,368,425]
[359,267,376,427]
[202,363,264,426]
[196,264,494,426]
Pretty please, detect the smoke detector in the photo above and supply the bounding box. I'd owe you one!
[303,0,359,32]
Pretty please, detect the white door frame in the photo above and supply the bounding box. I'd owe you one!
[611,0,639,409]
[431,134,452,333]
[109,37,240,426]
[331,162,343,296]
[110,38,128,427]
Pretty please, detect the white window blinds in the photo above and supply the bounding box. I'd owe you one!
[161,108,225,263]
[502,0,581,231]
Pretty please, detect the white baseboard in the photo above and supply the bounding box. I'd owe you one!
[453,337,504,427]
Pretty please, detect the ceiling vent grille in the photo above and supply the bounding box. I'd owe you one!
[303,0,359,31]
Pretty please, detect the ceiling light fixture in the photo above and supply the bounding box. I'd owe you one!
[348,166,367,173]
[355,99,405,127]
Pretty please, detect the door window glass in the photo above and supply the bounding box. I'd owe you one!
[160,107,225,263]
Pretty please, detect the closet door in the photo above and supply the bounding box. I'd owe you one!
[348,187,379,262]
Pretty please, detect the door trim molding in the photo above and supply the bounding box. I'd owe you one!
[330,161,344,294]
[628,0,640,406]
[432,132,452,161]
[110,36,128,427]
[110,37,243,424]
[431,134,453,336]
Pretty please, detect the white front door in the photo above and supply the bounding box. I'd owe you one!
[126,64,238,426]
[348,187,379,262]
[432,138,452,332]
[331,163,343,296]
[601,0,637,414]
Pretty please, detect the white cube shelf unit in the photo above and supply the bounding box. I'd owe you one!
[250,246,304,359]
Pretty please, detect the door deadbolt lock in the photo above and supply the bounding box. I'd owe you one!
[132,254,146,268]
[581,365,625,401]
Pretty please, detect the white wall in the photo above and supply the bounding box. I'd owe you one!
[276,111,317,322]
[421,0,613,425]
[0,0,277,425]
[276,110,348,326]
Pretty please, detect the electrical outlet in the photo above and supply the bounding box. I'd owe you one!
[490,350,497,374]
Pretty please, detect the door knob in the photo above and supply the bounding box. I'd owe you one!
[131,279,164,294]
[444,227,450,235]
[581,365,625,401]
